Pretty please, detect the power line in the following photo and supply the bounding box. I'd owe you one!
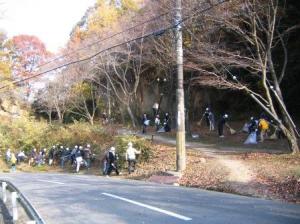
[33,10,173,69]
[27,0,222,70]
[0,0,228,90]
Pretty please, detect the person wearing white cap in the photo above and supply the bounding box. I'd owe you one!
[70,145,78,165]
[142,113,149,134]
[83,144,92,169]
[106,146,119,176]
[218,113,229,137]
[126,142,141,174]
[5,148,11,163]
[75,147,83,173]
[48,146,55,166]
[204,108,210,127]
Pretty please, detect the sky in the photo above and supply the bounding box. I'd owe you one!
[0,0,96,53]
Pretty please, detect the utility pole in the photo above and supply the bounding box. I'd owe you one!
[175,0,186,172]
[107,79,111,118]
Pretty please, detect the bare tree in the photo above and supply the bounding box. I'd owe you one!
[92,40,146,127]
[183,0,299,153]
[37,75,70,123]
[67,81,101,125]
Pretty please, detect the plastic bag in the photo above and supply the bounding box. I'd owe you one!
[144,120,150,126]
[244,132,257,144]
[157,127,165,133]
[242,123,249,133]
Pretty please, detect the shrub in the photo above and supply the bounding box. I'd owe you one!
[114,135,153,168]
[0,116,113,156]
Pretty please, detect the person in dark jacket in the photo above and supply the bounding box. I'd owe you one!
[218,114,229,137]
[106,147,119,176]
[83,144,92,169]
[70,145,78,165]
[48,146,55,166]
[164,113,171,132]
[60,147,71,169]
[248,117,258,134]
[204,108,210,127]
[208,111,215,131]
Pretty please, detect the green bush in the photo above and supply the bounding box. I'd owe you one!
[0,115,153,169]
[0,116,113,155]
[114,135,153,168]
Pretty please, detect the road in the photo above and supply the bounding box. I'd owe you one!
[1,172,300,224]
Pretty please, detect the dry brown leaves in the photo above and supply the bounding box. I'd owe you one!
[235,152,300,203]
[179,151,229,191]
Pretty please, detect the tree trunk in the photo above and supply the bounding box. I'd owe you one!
[48,111,52,124]
[120,106,125,125]
[88,115,94,126]
[282,115,299,154]
[107,80,111,118]
[280,124,299,154]
[273,87,299,153]
[127,105,136,128]
[248,92,299,153]
[57,111,63,123]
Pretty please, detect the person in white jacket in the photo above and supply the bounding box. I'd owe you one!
[125,142,141,174]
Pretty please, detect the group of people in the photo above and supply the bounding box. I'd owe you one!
[140,103,279,145]
[102,142,141,177]
[142,113,171,134]
[202,107,278,143]
[5,144,93,173]
[4,141,142,176]
[199,107,231,138]
[53,144,93,173]
[243,115,278,144]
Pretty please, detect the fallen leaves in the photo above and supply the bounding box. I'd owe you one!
[132,145,300,203]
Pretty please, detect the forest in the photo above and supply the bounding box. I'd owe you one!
[0,0,299,154]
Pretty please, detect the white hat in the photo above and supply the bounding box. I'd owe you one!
[87,144,90,148]
[224,114,229,118]
[110,147,115,151]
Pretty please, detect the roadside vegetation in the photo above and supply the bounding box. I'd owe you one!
[0,114,299,203]
[0,115,113,153]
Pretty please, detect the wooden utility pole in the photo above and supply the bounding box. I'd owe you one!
[175,0,186,171]
[107,80,111,118]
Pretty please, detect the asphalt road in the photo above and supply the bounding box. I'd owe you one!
[1,172,300,224]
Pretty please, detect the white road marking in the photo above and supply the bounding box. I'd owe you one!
[102,193,192,221]
[37,180,65,185]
